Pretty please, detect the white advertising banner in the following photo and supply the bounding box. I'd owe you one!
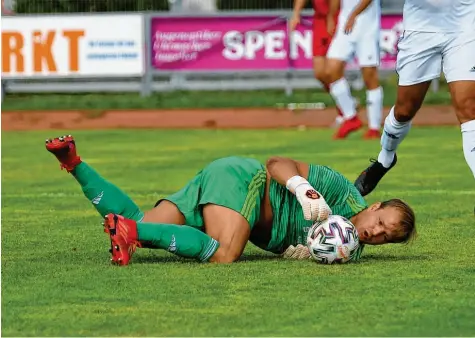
[1,14,144,77]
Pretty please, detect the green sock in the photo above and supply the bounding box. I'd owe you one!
[72,162,144,221]
[137,222,220,262]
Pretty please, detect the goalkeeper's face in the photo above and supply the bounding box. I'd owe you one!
[354,200,415,245]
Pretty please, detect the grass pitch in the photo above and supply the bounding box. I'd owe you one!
[2,127,474,336]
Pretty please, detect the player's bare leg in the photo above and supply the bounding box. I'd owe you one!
[135,200,186,249]
[104,203,223,266]
[45,135,203,259]
[104,212,220,266]
[361,66,384,139]
[143,200,185,224]
[449,80,475,178]
[313,57,344,127]
[204,204,251,263]
[326,58,362,139]
[313,56,327,83]
[105,203,251,266]
[354,81,431,196]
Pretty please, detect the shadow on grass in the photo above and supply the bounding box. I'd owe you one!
[129,252,431,265]
[132,252,281,264]
[361,253,433,262]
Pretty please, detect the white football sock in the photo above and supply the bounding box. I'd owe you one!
[377,106,412,168]
[461,119,475,178]
[330,78,357,120]
[335,115,344,125]
[366,87,383,130]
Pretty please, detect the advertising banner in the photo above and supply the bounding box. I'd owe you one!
[1,15,144,77]
[151,14,403,71]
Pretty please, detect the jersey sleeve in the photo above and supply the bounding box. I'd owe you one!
[307,164,368,218]
[351,244,365,261]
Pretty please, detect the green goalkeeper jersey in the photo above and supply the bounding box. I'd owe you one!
[267,164,367,258]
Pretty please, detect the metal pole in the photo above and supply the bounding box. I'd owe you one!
[169,0,183,12]
[168,0,185,91]
[141,13,153,97]
[1,81,5,103]
[431,78,440,93]
[285,13,293,97]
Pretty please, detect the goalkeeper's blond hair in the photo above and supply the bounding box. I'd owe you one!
[380,199,416,244]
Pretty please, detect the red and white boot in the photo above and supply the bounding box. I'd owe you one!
[45,135,82,172]
[363,129,381,140]
[333,116,363,139]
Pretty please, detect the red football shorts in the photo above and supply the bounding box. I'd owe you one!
[312,18,334,57]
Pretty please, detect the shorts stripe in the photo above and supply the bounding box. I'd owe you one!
[240,169,267,222]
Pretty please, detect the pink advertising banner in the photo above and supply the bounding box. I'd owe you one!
[151,15,403,71]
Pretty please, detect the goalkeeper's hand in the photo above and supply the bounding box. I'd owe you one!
[286,175,332,222]
[282,244,311,260]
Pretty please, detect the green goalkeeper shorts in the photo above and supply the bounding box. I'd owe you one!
[155,156,267,229]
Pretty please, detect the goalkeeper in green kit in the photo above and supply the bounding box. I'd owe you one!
[46,135,416,265]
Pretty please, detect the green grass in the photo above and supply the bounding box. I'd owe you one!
[2,127,475,336]
[2,80,452,111]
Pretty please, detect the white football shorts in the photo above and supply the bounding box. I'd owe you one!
[326,29,380,67]
[396,30,475,85]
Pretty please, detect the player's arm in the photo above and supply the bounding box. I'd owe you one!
[349,0,373,19]
[266,156,309,185]
[344,0,373,33]
[266,156,331,221]
[327,0,340,35]
[328,0,340,17]
[293,0,307,16]
[290,0,308,31]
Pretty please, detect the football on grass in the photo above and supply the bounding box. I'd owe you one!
[307,215,360,264]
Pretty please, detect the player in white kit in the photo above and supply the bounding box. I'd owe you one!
[355,0,475,199]
[326,0,384,139]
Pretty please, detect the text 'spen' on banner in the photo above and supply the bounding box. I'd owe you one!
[151,15,403,71]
